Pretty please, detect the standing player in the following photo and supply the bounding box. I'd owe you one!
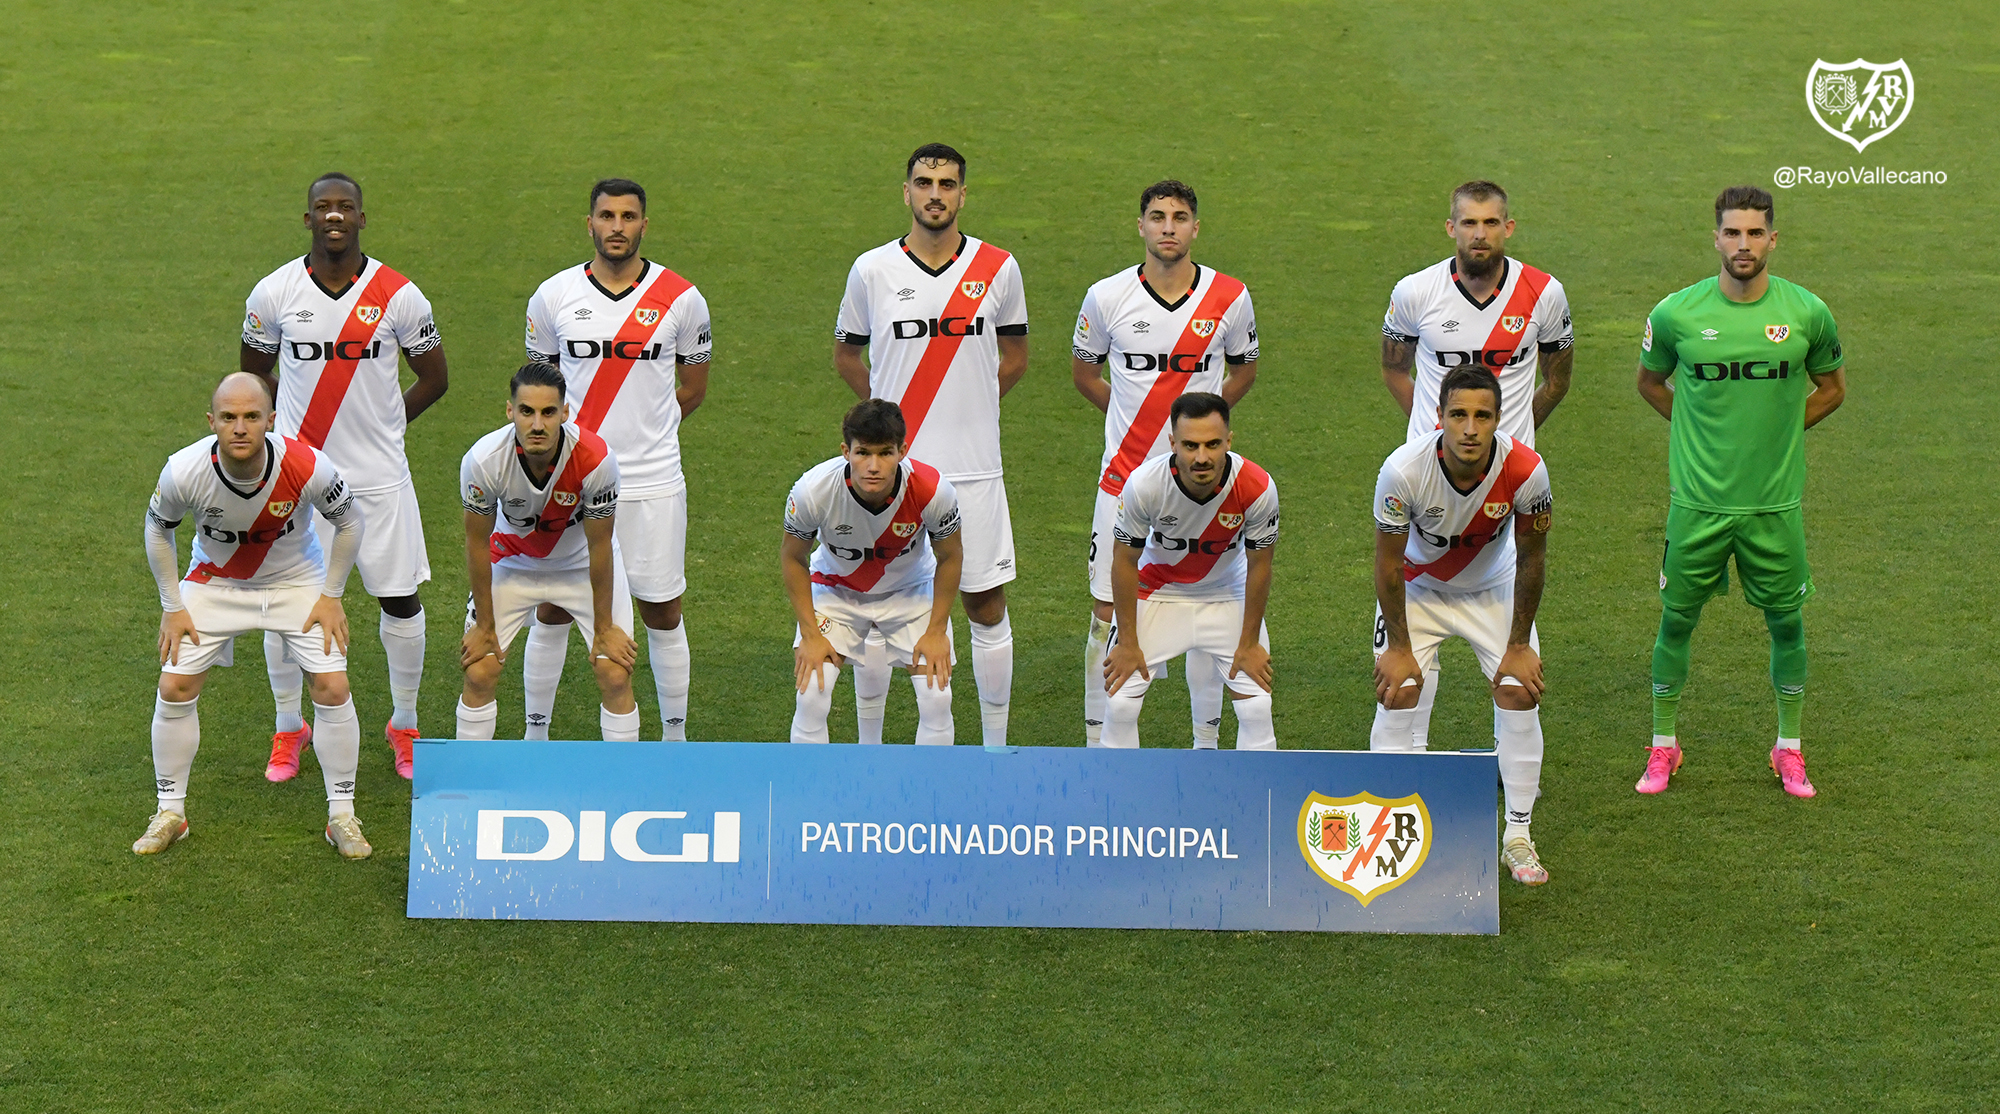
[455,365,640,742]
[135,373,372,859]
[1633,186,1845,798]
[1101,394,1279,750]
[521,178,711,742]
[1379,180,1572,752]
[783,400,963,745]
[1370,365,1554,885]
[242,172,448,781]
[834,143,1028,747]
[1074,180,1259,748]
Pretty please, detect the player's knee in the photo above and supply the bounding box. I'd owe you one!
[463,654,502,690]
[963,587,1006,626]
[1493,683,1538,711]
[306,670,351,705]
[157,672,204,702]
[637,597,682,630]
[1382,684,1421,711]
[1091,600,1113,624]
[379,593,422,619]
[536,603,573,625]
[591,654,631,691]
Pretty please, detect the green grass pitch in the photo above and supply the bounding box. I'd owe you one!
[3,1,1996,1109]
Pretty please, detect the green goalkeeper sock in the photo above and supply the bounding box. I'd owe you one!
[1651,604,1701,737]
[1766,608,1808,739]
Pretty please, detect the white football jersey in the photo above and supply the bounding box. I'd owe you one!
[1382,257,1572,447]
[242,256,441,493]
[460,423,619,573]
[834,234,1029,480]
[1114,452,1280,603]
[149,433,355,590]
[1073,264,1258,495]
[785,456,960,597]
[525,261,713,499]
[1373,431,1552,595]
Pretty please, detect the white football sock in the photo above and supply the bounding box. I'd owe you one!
[1187,649,1223,748]
[456,697,497,741]
[912,673,956,745]
[379,610,426,731]
[522,618,569,740]
[1083,614,1110,746]
[791,664,839,744]
[853,633,890,745]
[1494,705,1544,833]
[1653,733,1678,749]
[1370,704,1420,752]
[1410,667,1439,749]
[647,622,691,741]
[151,694,200,811]
[313,697,360,817]
[265,631,304,733]
[970,613,1012,746]
[1775,736,1802,752]
[1100,673,1149,750]
[600,704,640,742]
[1230,691,1277,750]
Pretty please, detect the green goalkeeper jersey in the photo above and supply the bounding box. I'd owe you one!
[1640,274,1843,513]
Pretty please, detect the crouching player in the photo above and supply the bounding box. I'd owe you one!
[456,364,639,741]
[1102,393,1280,749]
[136,372,372,858]
[783,400,963,745]
[1370,365,1553,885]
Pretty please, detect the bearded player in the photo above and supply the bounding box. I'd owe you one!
[1371,365,1553,885]
[834,143,1027,747]
[136,373,373,859]
[1379,180,1572,753]
[456,364,639,742]
[1634,186,1845,799]
[521,178,712,742]
[1074,180,1258,748]
[1101,394,1279,750]
[783,400,963,745]
[242,172,448,781]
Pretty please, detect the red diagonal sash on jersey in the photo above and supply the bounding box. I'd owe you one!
[187,438,318,584]
[296,264,411,448]
[896,243,1010,444]
[811,467,935,592]
[574,268,695,432]
[1404,443,1538,584]
[1100,274,1246,496]
[1136,461,1271,599]
[1473,262,1550,368]
[489,437,601,563]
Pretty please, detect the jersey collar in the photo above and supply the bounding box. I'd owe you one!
[1432,433,1498,496]
[305,254,370,301]
[513,426,567,490]
[209,434,277,499]
[1168,453,1233,505]
[585,259,651,301]
[1449,257,1509,311]
[899,234,967,279]
[1138,264,1202,312]
[842,462,904,513]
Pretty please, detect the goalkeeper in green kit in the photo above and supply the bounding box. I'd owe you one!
[1633,186,1846,798]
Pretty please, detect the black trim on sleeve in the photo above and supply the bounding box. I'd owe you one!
[1224,353,1250,365]
[678,352,712,365]
[1538,338,1573,353]
[783,524,818,542]
[994,324,1028,336]
[242,338,280,355]
[1382,328,1418,343]
[835,330,870,347]
[1073,346,1107,364]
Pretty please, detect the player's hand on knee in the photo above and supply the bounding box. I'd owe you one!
[1374,647,1422,706]
[1493,644,1543,703]
[1103,641,1150,696]
[912,630,952,690]
[593,625,637,672]
[158,609,198,666]
[1228,641,1273,693]
[461,623,502,671]
[795,633,841,693]
[304,595,349,656]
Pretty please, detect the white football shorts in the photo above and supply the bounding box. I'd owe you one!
[163,581,347,677]
[313,478,431,599]
[795,585,955,670]
[1109,597,1268,698]
[951,475,1017,593]
[1087,485,1119,603]
[614,489,687,603]
[1372,581,1539,684]
[469,560,634,651]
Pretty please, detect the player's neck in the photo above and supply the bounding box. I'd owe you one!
[308,243,364,289]
[1440,441,1494,488]
[1141,255,1197,302]
[1456,256,1506,301]
[219,438,269,483]
[904,221,961,270]
[1717,267,1771,303]
[591,252,647,293]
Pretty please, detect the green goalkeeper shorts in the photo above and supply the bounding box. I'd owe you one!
[1660,504,1814,612]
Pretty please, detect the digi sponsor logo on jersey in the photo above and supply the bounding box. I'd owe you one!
[1298,791,1432,905]
[890,316,989,339]
[1434,346,1531,369]
[201,518,298,546]
[287,340,387,361]
[1123,351,1215,373]
[823,539,918,562]
[1687,360,1794,382]
[476,809,742,863]
[1150,531,1240,557]
[564,339,665,360]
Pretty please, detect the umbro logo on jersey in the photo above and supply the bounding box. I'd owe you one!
[1191,319,1218,338]
[1483,501,1510,519]
[896,288,916,301]
[834,524,852,535]
[891,521,919,538]
[576,308,592,317]
[296,310,314,320]
[1701,329,1720,340]
[1442,319,1459,331]
[505,498,527,508]
[1500,316,1525,334]
[356,305,383,325]
[1766,325,1791,342]
[636,308,661,326]
[267,500,297,517]
[1132,322,1151,333]
[203,506,225,518]
[1217,512,1243,529]
[1423,506,1444,520]
[552,491,579,506]
[1158,515,1178,526]
[960,280,988,298]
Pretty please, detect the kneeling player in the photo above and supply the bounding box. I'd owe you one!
[136,373,372,858]
[1102,393,1280,749]
[1370,365,1553,885]
[456,364,639,741]
[783,400,962,745]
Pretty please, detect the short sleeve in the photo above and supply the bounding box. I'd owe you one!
[148,461,186,530]
[1113,489,1150,548]
[242,280,281,355]
[990,255,1028,336]
[1241,484,1280,550]
[1072,286,1109,363]
[1373,463,1413,534]
[925,476,962,540]
[1382,277,1420,343]
[525,286,558,365]
[834,260,871,346]
[1223,287,1259,365]
[1806,296,1843,373]
[579,455,619,519]
[1514,461,1553,518]
[1639,299,1677,374]
[783,479,818,542]
[1536,279,1574,354]
[389,283,441,357]
[460,451,497,515]
[310,456,355,521]
[675,287,714,365]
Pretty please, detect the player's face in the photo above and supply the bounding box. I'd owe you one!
[1438,388,1500,467]
[589,195,648,263]
[508,385,569,455]
[903,160,964,232]
[842,439,907,502]
[1715,210,1776,281]
[1169,414,1232,490]
[304,182,365,254]
[207,386,274,465]
[1446,198,1513,278]
[1138,198,1199,264]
